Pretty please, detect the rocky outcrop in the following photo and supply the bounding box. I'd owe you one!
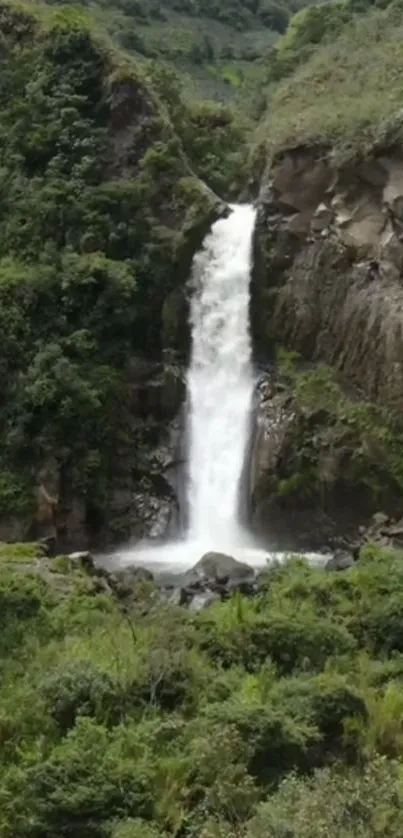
[325,512,403,570]
[249,372,348,550]
[253,147,403,412]
[54,356,188,552]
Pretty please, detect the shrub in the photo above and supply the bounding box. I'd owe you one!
[202,699,318,785]
[197,606,355,674]
[246,757,403,838]
[0,718,155,838]
[39,661,123,733]
[271,673,368,761]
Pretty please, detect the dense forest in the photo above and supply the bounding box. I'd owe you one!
[2,0,403,835]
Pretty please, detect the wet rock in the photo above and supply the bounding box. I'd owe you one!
[325,550,355,572]
[164,587,184,607]
[92,576,114,595]
[172,552,257,610]
[183,552,254,586]
[189,591,220,612]
[248,364,403,553]
[39,535,58,558]
[311,202,333,232]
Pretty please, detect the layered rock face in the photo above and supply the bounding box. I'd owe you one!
[251,147,403,548]
[253,148,403,407]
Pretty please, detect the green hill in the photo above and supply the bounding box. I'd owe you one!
[37,0,312,99]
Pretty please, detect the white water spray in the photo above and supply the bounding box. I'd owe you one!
[186,204,256,549]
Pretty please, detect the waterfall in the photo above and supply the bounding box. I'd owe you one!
[186,204,256,550]
[105,203,326,572]
[108,203,272,571]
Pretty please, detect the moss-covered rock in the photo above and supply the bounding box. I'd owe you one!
[250,360,403,549]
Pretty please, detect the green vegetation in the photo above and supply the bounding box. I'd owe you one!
[2,0,403,829]
[251,0,403,163]
[271,356,403,508]
[39,0,310,100]
[146,61,250,196]
[0,541,403,834]
[0,0,242,540]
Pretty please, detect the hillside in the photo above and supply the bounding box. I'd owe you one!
[2,0,403,835]
[0,0,237,549]
[1,0,403,553]
[251,0,403,168]
[40,0,311,100]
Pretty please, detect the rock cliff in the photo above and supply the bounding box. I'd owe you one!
[251,146,403,548]
[254,148,403,407]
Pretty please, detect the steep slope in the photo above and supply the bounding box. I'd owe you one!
[0,0,224,549]
[252,0,403,166]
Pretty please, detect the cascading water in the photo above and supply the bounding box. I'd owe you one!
[107,205,326,572]
[185,204,256,550]
[109,203,267,571]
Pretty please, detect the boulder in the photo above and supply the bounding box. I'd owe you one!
[114,565,154,584]
[325,550,355,572]
[166,552,257,609]
[189,591,220,612]
[183,552,254,586]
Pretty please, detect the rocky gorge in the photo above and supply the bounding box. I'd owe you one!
[74,143,403,561]
[17,166,403,557]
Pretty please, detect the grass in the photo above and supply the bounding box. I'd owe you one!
[0,542,42,562]
[253,3,403,164]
